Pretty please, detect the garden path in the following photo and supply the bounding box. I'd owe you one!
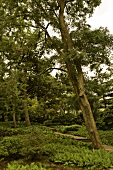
[51,130,113,152]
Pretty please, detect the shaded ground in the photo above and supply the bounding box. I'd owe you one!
[0,161,7,170]
[45,163,83,170]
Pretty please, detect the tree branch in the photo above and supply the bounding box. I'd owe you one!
[41,67,67,74]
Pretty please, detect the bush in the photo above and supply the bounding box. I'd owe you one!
[0,127,45,159]
[0,126,19,137]
[0,122,34,137]
[56,125,89,137]
[43,120,53,126]
[99,130,113,146]
[0,136,22,157]
[96,111,113,130]
[61,124,81,133]
[51,113,76,125]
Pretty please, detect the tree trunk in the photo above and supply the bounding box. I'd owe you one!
[103,95,107,109]
[66,62,104,149]
[57,0,104,149]
[22,69,31,127]
[23,88,31,126]
[13,111,16,128]
[1,112,5,122]
[79,93,103,149]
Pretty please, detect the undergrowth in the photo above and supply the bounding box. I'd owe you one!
[5,161,48,170]
[0,123,113,170]
[55,124,113,145]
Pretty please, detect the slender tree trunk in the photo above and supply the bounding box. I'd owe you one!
[1,112,4,122]
[23,88,31,126]
[57,0,104,149]
[12,104,16,128]
[13,110,16,128]
[22,70,31,126]
[103,95,107,109]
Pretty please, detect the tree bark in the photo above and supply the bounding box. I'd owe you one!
[23,88,31,126]
[57,0,104,149]
[13,110,16,128]
[66,62,104,149]
[22,70,31,126]
[79,93,103,149]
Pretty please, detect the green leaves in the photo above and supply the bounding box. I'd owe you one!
[71,27,113,67]
[6,162,47,170]
[0,123,113,169]
[50,143,113,169]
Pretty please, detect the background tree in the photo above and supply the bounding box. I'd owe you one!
[84,62,113,130]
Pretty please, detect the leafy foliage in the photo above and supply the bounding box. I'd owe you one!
[0,123,113,169]
[6,162,47,170]
[49,144,113,169]
[56,124,82,133]
[1,0,113,150]
[0,126,45,159]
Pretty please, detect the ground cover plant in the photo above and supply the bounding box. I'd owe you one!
[55,124,113,145]
[0,123,113,170]
[6,162,48,170]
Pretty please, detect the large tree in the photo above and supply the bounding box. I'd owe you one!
[1,0,113,149]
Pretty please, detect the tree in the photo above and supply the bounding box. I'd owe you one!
[21,70,31,126]
[0,69,22,127]
[29,0,113,149]
[2,0,113,149]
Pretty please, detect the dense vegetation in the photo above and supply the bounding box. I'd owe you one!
[0,123,113,170]
[0,0,113,169]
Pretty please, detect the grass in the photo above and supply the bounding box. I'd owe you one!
[0,122,113,170]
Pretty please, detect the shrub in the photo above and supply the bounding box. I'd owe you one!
[0,128,45,159]
[20,134,44,159]
[0,136,22,157]
[99,130,113,146]
[43,120,53,126]
[62,124,81,133]
[56,125,89,137]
